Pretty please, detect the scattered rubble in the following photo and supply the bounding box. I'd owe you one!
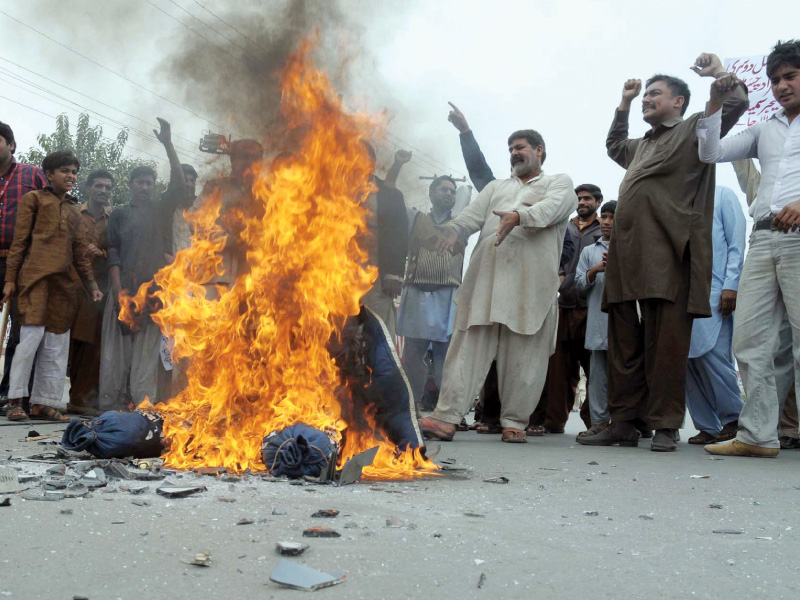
[275,541,309,556]
[311,509,339,518]
[303,527,341,538]
[269,559,345,591]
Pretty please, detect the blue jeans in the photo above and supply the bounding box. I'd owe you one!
[403,337,448,406]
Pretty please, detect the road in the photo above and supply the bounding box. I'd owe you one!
[1,413,798,600]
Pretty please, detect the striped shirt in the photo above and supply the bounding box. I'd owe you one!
[0,158,48,250]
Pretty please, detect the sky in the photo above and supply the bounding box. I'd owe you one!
[1,0,795,223]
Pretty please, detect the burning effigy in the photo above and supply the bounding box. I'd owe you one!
[108,39,437,480]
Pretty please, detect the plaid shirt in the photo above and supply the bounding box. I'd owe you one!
[0,158,48,250]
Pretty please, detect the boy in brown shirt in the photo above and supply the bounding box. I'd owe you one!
[2,151,102,421]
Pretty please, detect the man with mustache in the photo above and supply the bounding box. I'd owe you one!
[698,40,800,457]
[578,53,747,452]
[397,174,463,410]
[67,170,115,416]
[3,151,101,421]
[418,130,576,443]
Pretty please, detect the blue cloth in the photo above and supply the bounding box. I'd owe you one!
[261,424,335,479]
[575,239,609,351]
[685,316,743,434]
[61,411,164,459]
[361,306,424,450]
[689,186,746,358]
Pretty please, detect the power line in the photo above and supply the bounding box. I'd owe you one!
[166,0,250,55]
[0,93,170,166]
[0,57,206,153]
[0,67,207,162]
[141,0,247,67]
[0,9,240,136]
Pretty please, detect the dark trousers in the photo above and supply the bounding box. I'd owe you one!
[607,286,694,430]
[531,307,592,430]
[475,362,501,425]
[67,339,101,410]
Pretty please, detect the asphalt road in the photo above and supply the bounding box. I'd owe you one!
[1,413,799,600]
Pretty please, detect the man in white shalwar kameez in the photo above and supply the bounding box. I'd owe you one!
[418,130,577,443]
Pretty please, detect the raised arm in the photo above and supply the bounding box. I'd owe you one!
[448,102,495,192]
[154,118,188,208]
[384,149,412,189]
[606,79,643,169]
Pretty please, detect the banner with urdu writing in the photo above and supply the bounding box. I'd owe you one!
[724,55,780,128]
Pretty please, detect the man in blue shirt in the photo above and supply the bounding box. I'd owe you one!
[684,186,746,445]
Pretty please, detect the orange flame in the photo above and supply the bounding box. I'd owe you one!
[120,38,437,480]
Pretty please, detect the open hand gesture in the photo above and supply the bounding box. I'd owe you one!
[493,210,520,247]
[436,226,459,254]
[154,117,172,146]
[447,102,470,134]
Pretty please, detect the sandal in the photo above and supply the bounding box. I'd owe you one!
[501,428,527,443]
[468,421,482,430]
[688,431,717,445]
[715,420,738,443]
[29,404,71,422]
[525,425,545,436]
[477,422,503,434]
[418,417,455,442]
[5,400,28,422]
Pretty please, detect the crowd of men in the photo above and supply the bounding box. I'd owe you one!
[1,40,799,461]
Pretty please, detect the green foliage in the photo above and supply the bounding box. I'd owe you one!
[18,113,165,206]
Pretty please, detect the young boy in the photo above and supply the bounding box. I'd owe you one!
[2,151,102,421]
[574,201,616,439]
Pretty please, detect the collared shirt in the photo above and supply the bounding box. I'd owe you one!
[575,238,609,351]
[0,158,48,250]
[604,83,748,317]
[574,214,597,231]
[447,171,576,335]
[688,186,746,358]
[698,108,800,222]
[107,194,177,294]
[78,202,111,292]
[4,188,95,333]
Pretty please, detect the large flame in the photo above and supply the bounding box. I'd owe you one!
[120,39,437,480]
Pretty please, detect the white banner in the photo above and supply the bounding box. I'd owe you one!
[724,55,780,128]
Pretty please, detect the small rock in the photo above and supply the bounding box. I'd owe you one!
[583,511,599,517]
[477,573,486,589]
[709,504,723,509]
[237,518,254,525]
[343,522,358,529]
[713,529,744,535]
[60,509,73,515]
[588,461,599,466]
[638,515,654,521]
[726,559,736,566]
[271,508,287,515]
[474,559,485,566]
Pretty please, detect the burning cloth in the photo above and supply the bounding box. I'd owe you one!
[61,410,164,459]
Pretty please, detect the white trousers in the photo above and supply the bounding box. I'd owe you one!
[8,325,70,409]
[431,302,558,430]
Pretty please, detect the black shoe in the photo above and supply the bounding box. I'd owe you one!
[651,429,679,452]
[779,435,800,449]
[575,421,638,447]
[633,420,653,439]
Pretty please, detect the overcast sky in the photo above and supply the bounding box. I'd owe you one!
[2,0,795,221]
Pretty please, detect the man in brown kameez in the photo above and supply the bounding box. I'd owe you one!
[2,151,102,421]
[66,170,114,416]
[577,52,747,452]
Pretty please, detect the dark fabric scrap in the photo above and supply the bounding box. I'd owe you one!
[61,410,164,459]
[261,424,335,479]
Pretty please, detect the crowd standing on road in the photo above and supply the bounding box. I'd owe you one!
[1,40,799,461]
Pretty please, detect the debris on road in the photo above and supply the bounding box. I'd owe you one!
[311,509,339,518]
[269,559,345,591]
[237,518,255,525]
[690,475,711,479]
[184,551,212,567]
[302,527,341,538]
[156,485,207,498]
[275,541,309,556]
[713,529,744,535]
[709,504,723,509]
[483,476,509,484]
[0,498,10,507]
[477,573,487,589]
[639,514,654,520]
[583,511,599,516]
[385,518,416,529]
[0,467,20,494]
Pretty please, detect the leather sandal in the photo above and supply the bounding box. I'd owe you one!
[477,422,503,434]
[5,399,28,422]
[688,431,717,445]
[525,425,545,436]
[501,428,527,443]
[29,404,71,422]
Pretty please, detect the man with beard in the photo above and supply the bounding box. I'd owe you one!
[698,40,800,457]
[577,53,747,452]
[418,130,576,443]
[98,118,188,410]
[397,175,463,410]
[66,170,114,415]
[529,184,603,436]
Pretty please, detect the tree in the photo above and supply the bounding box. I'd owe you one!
[18,113,164,206]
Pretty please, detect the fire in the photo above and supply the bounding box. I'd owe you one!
[120,39,437,480]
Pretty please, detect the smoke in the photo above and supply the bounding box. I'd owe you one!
[158,0,393,150]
